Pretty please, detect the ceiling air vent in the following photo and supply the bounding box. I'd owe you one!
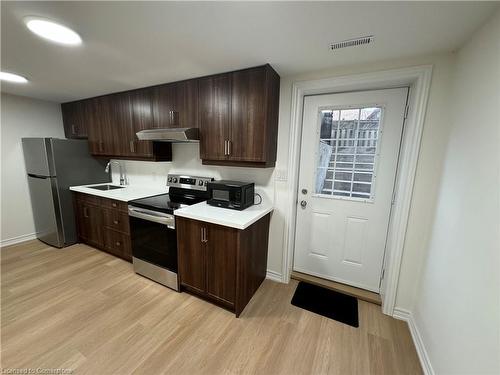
[330,35,374,50]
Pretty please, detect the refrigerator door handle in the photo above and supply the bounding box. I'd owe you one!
[27,173,51,179]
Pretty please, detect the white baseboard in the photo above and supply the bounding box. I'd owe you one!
[266,269,283,283]
[0,232,38,248]
[393,308,434,375]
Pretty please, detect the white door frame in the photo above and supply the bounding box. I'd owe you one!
[283,65,433,316]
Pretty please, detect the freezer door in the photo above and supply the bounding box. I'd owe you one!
[22,138,55,176]
[27,175,64,247]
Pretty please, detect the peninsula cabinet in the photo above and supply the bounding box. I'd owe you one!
[73,192,132,262]
[199,64,280,167]
[177,214,271,317]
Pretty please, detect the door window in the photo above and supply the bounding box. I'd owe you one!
[315,107,382,200]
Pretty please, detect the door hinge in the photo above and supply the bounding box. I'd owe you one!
[381,268,385,280]
[404,105,410,120]
[391,189,397,205]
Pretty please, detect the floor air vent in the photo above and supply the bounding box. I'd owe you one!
[330,35,374,50]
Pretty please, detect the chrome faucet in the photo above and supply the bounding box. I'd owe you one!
[105,160,127,185]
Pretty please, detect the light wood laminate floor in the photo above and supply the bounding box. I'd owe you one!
[1,240,422,374]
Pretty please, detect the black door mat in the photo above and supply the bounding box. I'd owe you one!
[291,281,359,327]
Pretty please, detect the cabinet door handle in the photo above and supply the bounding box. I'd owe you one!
[200,227,208,243]
[129,140,135,153]
[71,124,77,135]
[115,241,121,246]
[224,140,228,156]
[227,140,231,156]
[83,207,89,218]
[112,203,117,208]
[113,220,119,225]
[169,110,179,126]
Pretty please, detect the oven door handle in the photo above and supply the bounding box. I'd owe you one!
[128,206,175,229]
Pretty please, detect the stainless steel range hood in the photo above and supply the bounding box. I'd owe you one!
[136,128,199,143]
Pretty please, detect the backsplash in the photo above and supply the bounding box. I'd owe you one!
[110,143,276,203]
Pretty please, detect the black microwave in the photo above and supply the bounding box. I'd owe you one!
[207,180,255,210]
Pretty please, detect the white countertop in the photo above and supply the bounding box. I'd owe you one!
[69,183,168,202]
[174,200,273,230]
[71,183,273,229]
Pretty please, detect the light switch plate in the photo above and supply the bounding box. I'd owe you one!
[275,169,288,182]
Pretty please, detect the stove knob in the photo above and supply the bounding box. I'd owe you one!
[198,180,204,186]
[168,177,172,182]
[172,178,178,183]
[204,181,209,186]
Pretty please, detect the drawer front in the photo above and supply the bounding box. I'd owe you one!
[101,198,128,212]
[75,192,101,206]
[103,229,131,259]
[103,209,130,234]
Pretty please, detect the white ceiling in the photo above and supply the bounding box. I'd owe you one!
[1,1,498,103]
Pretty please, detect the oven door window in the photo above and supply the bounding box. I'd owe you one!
[129,216,177,272]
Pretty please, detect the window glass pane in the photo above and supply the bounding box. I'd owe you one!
[336,162,354,170]
[323,180,333,190]
[337,146,356,154]
[336,154,354,163]
[353,183,371,194]
[355,163,374,171]
[354,173,372,182]
[340,109,359,121]
[356,155,375,163]
[334,181,351,191]
[360,107,380,120]
[320,111,334,140]
[315,106,382,200]
[334,192,350,197]
[352,193,371,198]
[335,172,352,181]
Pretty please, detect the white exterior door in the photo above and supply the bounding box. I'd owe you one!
[293,88,408,292]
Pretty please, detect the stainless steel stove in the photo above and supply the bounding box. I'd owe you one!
[128,174,213,290]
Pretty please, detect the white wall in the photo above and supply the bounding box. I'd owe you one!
[412,11,500,374]
[0,93,65,246]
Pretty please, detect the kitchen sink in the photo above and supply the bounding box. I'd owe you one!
[88,184,125,191]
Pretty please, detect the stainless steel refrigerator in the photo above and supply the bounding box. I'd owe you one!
[22,138,110,248]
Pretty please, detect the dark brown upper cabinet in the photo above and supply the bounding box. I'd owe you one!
[87,95,115,156]
[85,91,171,161]
[198,74,231,161]
[62,100,90,139]
[128,88,154,158]
[60,64,279,165]
[152,79,199,128]
[199,64,280,167]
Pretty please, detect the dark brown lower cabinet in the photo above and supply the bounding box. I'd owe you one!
[177,214,271,317]
[75,197,103,248]
[74,193,132,262]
